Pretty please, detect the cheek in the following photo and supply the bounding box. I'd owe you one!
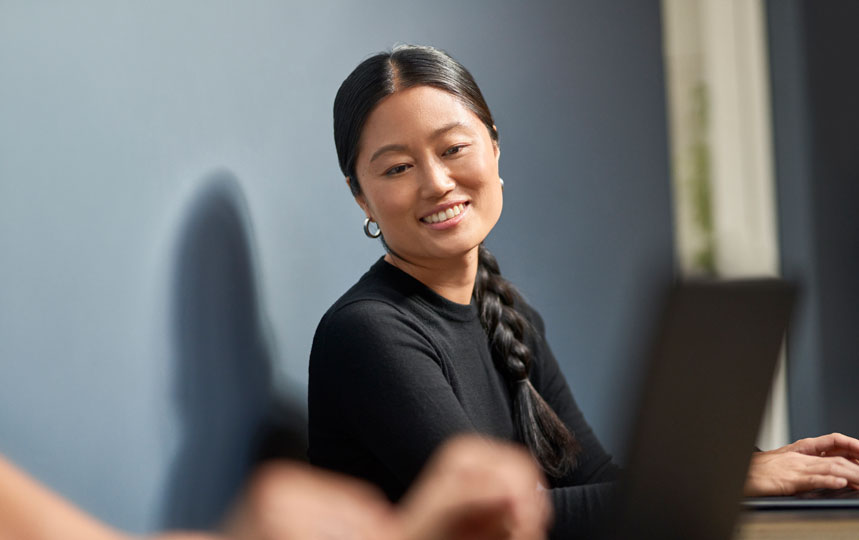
[454,154,497,187]
[473,157,503,221]
[486,180,504,225]
[364,183,413,222]
[450,161,502,229]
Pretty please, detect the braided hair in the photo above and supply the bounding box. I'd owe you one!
[333,44,579,477]
[474,244,581,476]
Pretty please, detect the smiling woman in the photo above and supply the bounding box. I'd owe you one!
[308,44,859,540]
[309,45,608,539]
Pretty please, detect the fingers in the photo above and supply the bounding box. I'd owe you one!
[745,450,859,497]
[796,474,849,492]
[466,438,552,537]
[791,433,859,458]
[399,435,550,540]
[803,456,859,488]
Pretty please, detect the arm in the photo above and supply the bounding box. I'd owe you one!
[310,300,480,494]
[1,442,547,540]
[0,454,126,540]
[0,454,220,540]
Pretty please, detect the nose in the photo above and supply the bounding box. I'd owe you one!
[418,159,456,198]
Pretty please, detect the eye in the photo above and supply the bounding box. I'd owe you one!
[384,164,410,176]
[443,144,467,156]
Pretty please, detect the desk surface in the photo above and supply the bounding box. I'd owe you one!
[736,509,859,539]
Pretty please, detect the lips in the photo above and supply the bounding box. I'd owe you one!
[420,202,467,224]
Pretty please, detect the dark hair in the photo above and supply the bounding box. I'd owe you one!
[333,44,580,477]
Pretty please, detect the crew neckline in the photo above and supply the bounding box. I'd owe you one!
[370,257,478,322]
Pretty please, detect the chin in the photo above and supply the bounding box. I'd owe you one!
[429,241,482,261]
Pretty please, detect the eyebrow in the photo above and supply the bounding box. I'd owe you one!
[368,121,467,163]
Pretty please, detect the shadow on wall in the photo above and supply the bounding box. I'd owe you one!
[161,170,304,530]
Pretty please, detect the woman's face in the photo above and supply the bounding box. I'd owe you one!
[352,85,503,268]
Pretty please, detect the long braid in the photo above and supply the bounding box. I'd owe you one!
[474,244,581,477]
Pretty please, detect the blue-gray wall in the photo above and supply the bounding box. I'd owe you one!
[0,1,672,533]
[766,0,859,440]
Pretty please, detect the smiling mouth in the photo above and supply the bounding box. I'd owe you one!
[420,203,468,224]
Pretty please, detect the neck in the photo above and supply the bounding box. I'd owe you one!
[384,249,479,305]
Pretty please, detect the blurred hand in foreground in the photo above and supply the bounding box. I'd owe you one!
[226,435,550,540]
[1,435,549,540]
[398,435,551,540]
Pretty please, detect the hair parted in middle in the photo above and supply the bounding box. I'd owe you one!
[332,44,580,478]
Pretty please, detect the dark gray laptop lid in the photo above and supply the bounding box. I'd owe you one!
[603,278,796,540]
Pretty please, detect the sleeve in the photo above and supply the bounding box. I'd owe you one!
[522,304,621,539]
[310,300,478,495]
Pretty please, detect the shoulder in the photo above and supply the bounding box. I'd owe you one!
[314,260,430,343]
[318,258,425,320]
[312,257,462,353]
[308,295,449,409]
[310,276,443,379]
[314,260,411,334]
[314,296,424,348]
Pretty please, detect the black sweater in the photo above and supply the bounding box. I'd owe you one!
[308,258,619,537]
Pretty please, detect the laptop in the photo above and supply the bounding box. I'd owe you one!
[600,278,796,540]
[743,487,859,510]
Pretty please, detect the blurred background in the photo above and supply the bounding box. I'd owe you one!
[0,0,856,534]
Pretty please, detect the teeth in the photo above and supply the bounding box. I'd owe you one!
[422,203,465,224]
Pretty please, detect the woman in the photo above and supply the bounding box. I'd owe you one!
[308,44,859,538]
